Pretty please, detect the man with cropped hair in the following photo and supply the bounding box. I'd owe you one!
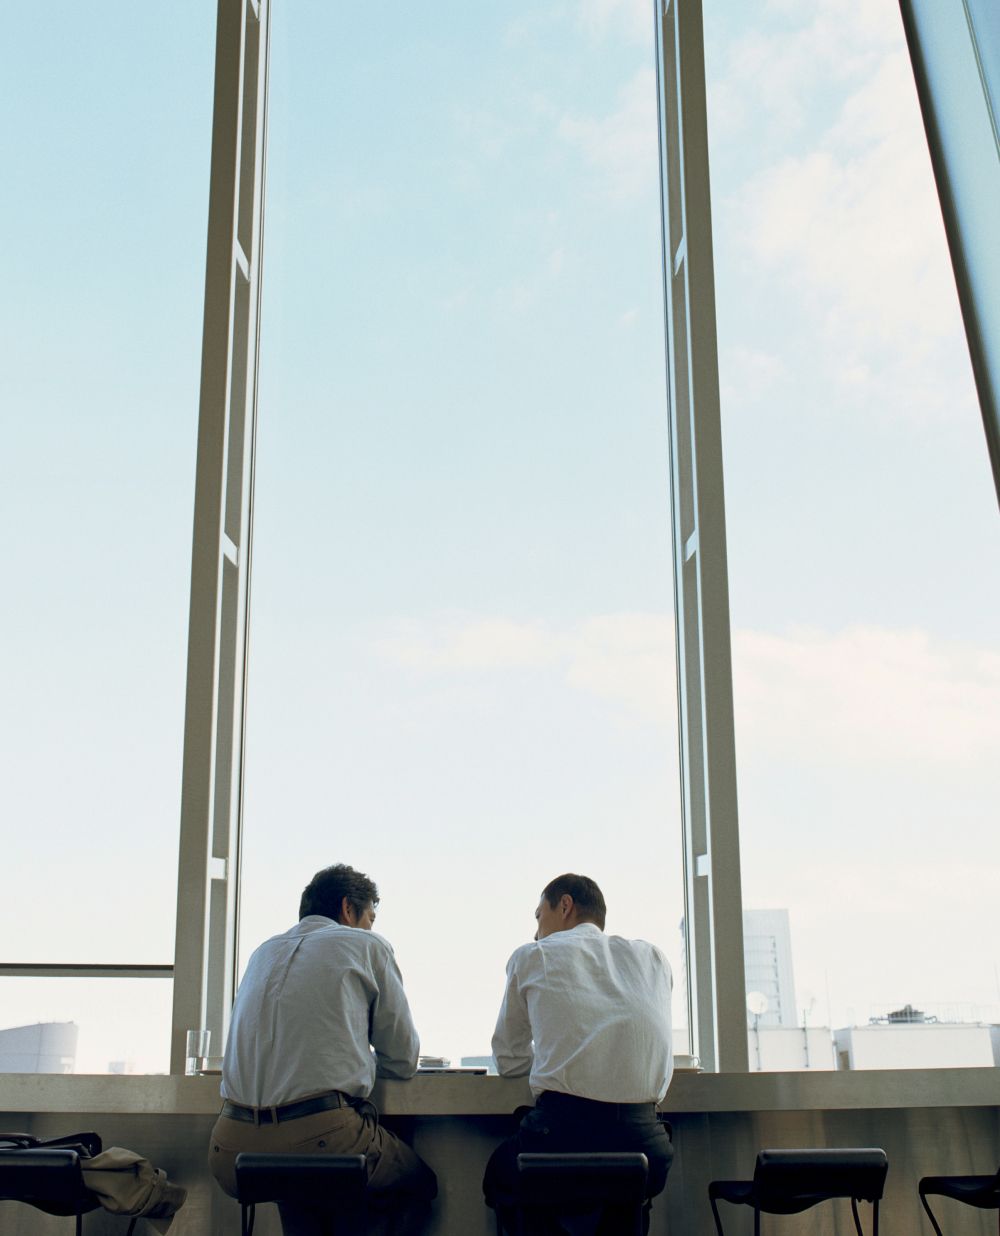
[209,863,436,1235]
[484,873,674,1234]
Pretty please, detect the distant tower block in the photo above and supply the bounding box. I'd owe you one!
[743,910,798,1028]
[0,1022,78,1073]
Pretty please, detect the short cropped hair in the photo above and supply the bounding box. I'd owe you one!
[299,864,379,922]
[541,873,606,930]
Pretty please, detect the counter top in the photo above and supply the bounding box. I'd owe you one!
[2,1067,998,1117]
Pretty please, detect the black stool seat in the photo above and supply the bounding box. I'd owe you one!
[234,1152,368,1236]
[512,1151,649,1236]
[919,1169,1000,1234]
[0,1149,100,1234]
[709,1148,888,1236]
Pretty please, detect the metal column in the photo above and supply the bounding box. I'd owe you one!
[898,0,1000,508]
[170,0,270,1075]
[654,0,748,1072]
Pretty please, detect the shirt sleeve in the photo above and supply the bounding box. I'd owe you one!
[369,942,420,1079]
[491,948,533,1077]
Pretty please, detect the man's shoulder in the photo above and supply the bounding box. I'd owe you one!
[506,939,543,970]
[317,923,397,957]
[508,927,602,970]
[608,934,672,978]
[609,933,669,959]
[360,928,397,957]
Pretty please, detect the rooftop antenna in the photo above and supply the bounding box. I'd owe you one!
[747,992,769,1071]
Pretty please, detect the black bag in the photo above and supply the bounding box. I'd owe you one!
[0,1130,186,1231]
[0,1130,103,1218]
[0,1130,103,1157]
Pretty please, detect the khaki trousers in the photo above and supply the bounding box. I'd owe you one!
[209,1100,436,1235]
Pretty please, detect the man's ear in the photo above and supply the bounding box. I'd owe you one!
[560,894,575,921]
[339,896,355,926]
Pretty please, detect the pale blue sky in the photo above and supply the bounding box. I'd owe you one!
[1,0,997,1070]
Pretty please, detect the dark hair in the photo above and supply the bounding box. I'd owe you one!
[299,864,379,922]
[542,873,606,930]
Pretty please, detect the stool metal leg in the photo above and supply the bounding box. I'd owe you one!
[919,1192,945,1236]
[708,1195,726,1236]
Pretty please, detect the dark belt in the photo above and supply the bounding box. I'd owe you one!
[222,1090,350,1125]
[538,1091,659,1121]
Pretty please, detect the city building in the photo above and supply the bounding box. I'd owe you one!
[748,1025,836,1072]
[835,1006,997,1071]
[0,1022,77,1074]
[743,910,797,1029]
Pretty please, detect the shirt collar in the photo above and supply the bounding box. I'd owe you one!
[294,915,340,934]
[545,922,603,940]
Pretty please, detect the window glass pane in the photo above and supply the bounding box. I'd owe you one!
[0,4,214,1056]
[0,978,172,1075]
[705,0,1000,1070]
[241,3,688,1064]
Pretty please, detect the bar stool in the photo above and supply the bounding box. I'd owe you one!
[234,1152,368,1236]
[0,1148,101,1236]
[919,1167,1000,1234]
[504,1151,650,1236]
[709,1148,888,1236]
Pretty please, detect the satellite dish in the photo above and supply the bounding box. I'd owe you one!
[746,991,769,1016]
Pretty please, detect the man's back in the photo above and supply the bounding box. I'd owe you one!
[223,915,418,1107]
[485,875,675,1234]
[492,922,673,1103]
[210,864,437,1233]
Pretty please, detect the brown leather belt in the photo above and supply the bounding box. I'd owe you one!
[538,1091,659,1121]
[221,1090,350,1125]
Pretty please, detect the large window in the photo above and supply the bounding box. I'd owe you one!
[6,1,996,1079]
[704,0,1000,1067]
[0,4,215,1073]
[238,2,687,1063]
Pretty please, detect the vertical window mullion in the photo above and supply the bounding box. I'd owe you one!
[654,0,748,1072]
[170,0,270,1075]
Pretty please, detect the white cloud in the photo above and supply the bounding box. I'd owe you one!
[740,52,958,356]
[557,67,658,204]
[577,0,651,45]
[565,613,675,726]
[710,4,976,423]
[373,617,557,671]
[374,612,1000,769]
[708,0,901,145]
[720,345,788,406]
[373,612,676,727]
[732,624,1000,766]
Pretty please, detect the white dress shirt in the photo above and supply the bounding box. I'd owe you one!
[221,916,419,1106]
[492,922,673,1102]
